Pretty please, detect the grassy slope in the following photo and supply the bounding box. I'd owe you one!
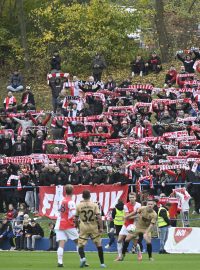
[0,63,177,111]
[0,252,199,270]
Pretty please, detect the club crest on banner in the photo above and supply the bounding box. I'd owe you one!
[174,228,192,244]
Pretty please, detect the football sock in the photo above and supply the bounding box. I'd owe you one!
[122,241,129,255]
[78,246,85,259]
[147,243,152,258]
[57,247,64,264]
[136,243,141,253]
[97,246,104,264]
[117,242,123,257]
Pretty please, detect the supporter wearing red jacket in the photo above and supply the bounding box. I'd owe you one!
[164,66,177,87]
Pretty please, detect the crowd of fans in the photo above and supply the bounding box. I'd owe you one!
[0,48,200,249]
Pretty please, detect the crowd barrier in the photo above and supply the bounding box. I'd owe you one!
[0,238,161,253]
[0,182,199,190]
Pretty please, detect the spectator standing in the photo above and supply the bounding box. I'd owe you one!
[50,51,61,71]
[49,76,63,112]
[157,202,171,254]
[104,76,116,91]
[92,53,107,82]
[20,86,36,112]
[176,49,200,73]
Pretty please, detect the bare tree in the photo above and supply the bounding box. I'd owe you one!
[17,0,30,70]
[154,0,170,62]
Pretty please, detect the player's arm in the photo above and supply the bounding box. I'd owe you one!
[74,204,79,228]
[144,214,157,235]
[94,204,103,233]
[97,213,103,233]
[125,211,138,219]
[74,214,79,229]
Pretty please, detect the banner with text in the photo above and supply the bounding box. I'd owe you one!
[39,185,128,219]
[165,227,200,253]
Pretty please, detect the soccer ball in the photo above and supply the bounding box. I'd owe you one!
[127,224,136,233]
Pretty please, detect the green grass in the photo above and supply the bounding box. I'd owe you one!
[0,251,199,270]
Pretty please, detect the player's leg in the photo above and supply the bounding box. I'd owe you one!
[57,240,65,267]
[144,233,153,260]
[133,238,142,261]
[78,232,88,268]
[55,230,67,267]
[93,235,106,268]
[121,233,133,259]
[115,225,127,261]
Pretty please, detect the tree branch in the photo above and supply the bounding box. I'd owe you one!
[188,0,197,13]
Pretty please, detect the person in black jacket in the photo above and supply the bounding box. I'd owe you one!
[145,52,162,74]
[92,53,107,82]
[0,132,13,156]
[105,200,124,249]
[33,130,44,153]
[50,51,61,71]
[104,76,116,91]
[47,222,57,251]
[0,217,15,250]
[176,50,200,73]
[27,219,44,251]
[12,136,27,156]
[66,165,80,185]
[49,77,63,112]
[19,86,36,112]
[131,55,145,77]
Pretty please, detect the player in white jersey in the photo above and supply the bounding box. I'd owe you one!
[116,192,141,261]
[55,185,79,267]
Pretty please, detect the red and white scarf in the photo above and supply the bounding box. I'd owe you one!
[4,96,16,109]
[7,175,22,191]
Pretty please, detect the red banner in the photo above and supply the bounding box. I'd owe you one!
[39,185,128,219]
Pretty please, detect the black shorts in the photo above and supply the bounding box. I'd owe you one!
[115,225,123,236]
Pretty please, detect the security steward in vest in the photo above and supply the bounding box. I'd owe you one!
[158,202,171,254]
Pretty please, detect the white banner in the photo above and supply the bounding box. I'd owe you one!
[165,227,200,253]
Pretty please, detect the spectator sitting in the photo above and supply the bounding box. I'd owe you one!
[164,65,177,87]
[27,219,44,251]
[23,216,32,250]
[7,70,24,92]
[3,91,17,113]
[13,218,24,250]
[131,55,145,77]
[6,203,17,221]
[145,52,162,74]
[0,217,15,250]
[47,222,57,251]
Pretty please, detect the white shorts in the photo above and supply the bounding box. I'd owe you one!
[55,228,79,242]
[119,225,129,236]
